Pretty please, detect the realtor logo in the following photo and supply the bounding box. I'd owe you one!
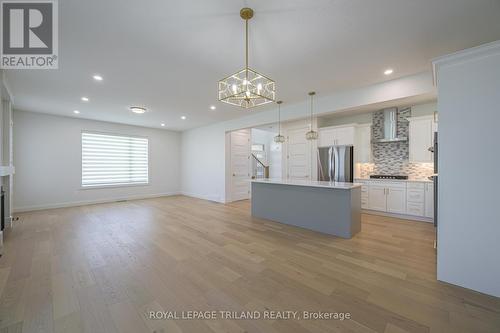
[1,0,58,69]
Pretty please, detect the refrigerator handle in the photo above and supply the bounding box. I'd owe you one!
[328,147,334,182]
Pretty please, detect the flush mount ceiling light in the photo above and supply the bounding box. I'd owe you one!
[218,8,275,109]
[161,123,165,127]
[181,116,187,120]
[73,110,80,114]
[81,97,89,102]
[305,92,318,140]
[384,68,394,75]
[274,101,285,143]
[210,105,216,110]
[93,74,103,81]
[130,106,147,114]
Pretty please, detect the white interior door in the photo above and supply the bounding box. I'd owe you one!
[286,127,311,179]
[230,129,251,201]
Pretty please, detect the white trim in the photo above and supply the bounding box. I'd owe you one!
[432,40,500,85]
[13,192,180,213]
[362,209,433,223]
[80,182,150,190]
[318,123,359,131]
[406,115,434,122]
[180,191,225,204]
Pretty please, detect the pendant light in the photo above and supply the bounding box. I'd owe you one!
[305,92,318,140]
[218,8,276,109]
[274,101,285,143]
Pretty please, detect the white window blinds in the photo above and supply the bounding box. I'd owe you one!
[82,132,149,187]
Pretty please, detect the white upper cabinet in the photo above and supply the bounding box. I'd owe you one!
[318,128,336,147]
[355,124,372,163]
[409,115,436,163]
[335,126,355,145]
[318,125,355,147]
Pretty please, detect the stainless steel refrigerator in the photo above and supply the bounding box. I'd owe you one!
[317,145,354,182]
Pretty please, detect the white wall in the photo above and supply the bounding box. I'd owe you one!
[411,102,437,117]
[182,71,435,202]
[13,110,181,212]
[318,101,437,128]
[434,41,500,297]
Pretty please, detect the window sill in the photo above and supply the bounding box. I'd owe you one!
[80,182,150,190]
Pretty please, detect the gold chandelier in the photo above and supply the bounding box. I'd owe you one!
[218,8,276,109]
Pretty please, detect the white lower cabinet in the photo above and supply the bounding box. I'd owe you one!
[368,182,406,213]
[359,181,370,209]
[406,182,425,217]
[386,186,406,214]
[368,185,387,211]
[360,179,434,221]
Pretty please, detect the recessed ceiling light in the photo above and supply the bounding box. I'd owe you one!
[130,106,147,114]
[161,123,165,127]
[384,69,394,75]
[181,116,187,120]
[93,74,103,81]
[73,110,80,114]
[210,105,216,110]
[81,97,89,102]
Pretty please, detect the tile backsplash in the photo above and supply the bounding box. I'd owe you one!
[357,107,434,180]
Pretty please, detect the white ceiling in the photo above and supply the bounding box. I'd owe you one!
[5,0,500,131]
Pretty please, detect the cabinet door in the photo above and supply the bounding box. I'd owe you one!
[355,125,372,163]
[386,187,406,214]
[335,126,355,145]
[425,183,434,218]
[368,185,387,211]
[318,128,336,147]
[409,118,433,162]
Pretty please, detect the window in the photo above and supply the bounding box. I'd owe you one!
[81,132,149,188]
[251,144,265,152]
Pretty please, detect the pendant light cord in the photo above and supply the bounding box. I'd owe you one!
[278,103,281,135]
[310,94,314,130]
[245,19,249,69]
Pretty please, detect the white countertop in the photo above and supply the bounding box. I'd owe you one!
[251,178,362,190]
[355,177,432,183]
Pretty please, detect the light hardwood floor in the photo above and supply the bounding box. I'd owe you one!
[0,196,499,333]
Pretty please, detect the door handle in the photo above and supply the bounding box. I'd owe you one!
[233,173,236,176]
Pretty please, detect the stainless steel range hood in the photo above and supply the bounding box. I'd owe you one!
[374,108,407,143]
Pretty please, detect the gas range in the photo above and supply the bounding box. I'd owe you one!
[369,175,409,180]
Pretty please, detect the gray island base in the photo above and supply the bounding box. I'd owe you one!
[251,179,362,239]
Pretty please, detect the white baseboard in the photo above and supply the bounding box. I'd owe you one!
[362,209,434,223]
[180,191,225,204]
[13,192,181,213]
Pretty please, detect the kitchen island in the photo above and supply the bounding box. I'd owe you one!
[251,179,362,238]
